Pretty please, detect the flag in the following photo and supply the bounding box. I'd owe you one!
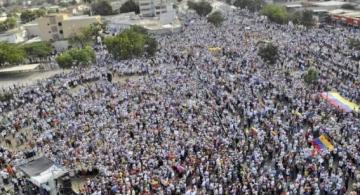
[321,92,359,112]
[319,135,334,151]
[312,135,334,152]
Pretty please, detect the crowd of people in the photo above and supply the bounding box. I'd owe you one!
[0,8,360,195]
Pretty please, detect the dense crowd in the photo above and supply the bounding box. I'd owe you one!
[1,8,360,195]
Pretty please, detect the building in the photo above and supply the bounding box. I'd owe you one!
[329,9,360,27]
[23,22,41,38]
[104,12,182,35]
[139,0,174,17]
[304,1,349,11]
[0,27,26,43]
[273,0,299,3]
[18,157,68,195]
[36,14,101,41]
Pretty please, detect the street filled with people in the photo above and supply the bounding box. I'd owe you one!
[0,8,360,195]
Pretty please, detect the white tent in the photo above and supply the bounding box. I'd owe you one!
[18,157,68,187]
[30,165,68,187]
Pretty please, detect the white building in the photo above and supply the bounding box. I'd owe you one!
[139,0,175,17]
[23,22,41,38]
[0,27,27,43]
[104,12,182,35]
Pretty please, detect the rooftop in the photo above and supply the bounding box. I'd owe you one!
[329,9,360,18]
[0,64,40,73]
[65,15,100,21]
[0,27,25,36]
[285,4,302,8]
[309,1,348,7]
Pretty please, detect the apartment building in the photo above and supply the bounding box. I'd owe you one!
[139,0,174,17]
[36,14,100,41]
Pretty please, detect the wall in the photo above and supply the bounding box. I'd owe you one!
[62,16,101,39]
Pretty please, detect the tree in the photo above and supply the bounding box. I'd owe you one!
[289,11,302,25]
[120,0,140,14]
[207,11,225,27]
[0,42,26,66]
[0,18,17,33]
[20,9,46,24]
[348,38,360,50]
[301,10,315,27]
[145,36,157,57]
[69,23,103,48]
[71,0,78,5]
[91,0,113,16]
[341,4,355,10]
[131,25,148,34]
[22,41,53,59]
[59,2,70,7]
[187,1,212,17]
[104,27,157,60]
[304,67,319,85]
[55,52,73,69]
[56,46,95,69]
[0,92,14,102]
[258,43,278,65]
[20,10,36,24]
[187,1,197,10]
[233,0,264,12]
[261,4,289,24]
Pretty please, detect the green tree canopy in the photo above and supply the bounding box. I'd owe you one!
[348,38,360,50]
[233,0,264,12]
[55,52,73,69]
[120,0,140,14]
[258,42,278,65]
[69,23,103,48]
[304,67,319,85]
[0,18,17,33]
[145,36,158,57]
[187,1,213,17]
[0,42,26,66]
[104,26,157,60]
[261,4,289,24]
[301,10,315,27]
[130,25,148,34]
[56,46,95,69]
[289,11,302,25]
[22,41,53,59]
[91,0,113,16]
[207,11,225,27]
[20,9,46,24]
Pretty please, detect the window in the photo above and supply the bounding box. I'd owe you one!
[59,30,63,34]
[58,22,62,26]
[48,31,51,34]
